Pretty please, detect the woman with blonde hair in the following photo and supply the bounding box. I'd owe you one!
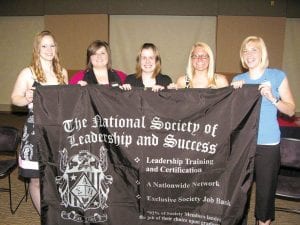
[11,30,68,214]
[232,36,295,225]
[173,42,228,89]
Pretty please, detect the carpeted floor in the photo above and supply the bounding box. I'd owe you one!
[0,112,299,225]
[0,112,40,225]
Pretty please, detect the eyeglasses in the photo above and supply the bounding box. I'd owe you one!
[191,54,209,60]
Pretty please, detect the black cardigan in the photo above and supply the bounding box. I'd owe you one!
[125,73,172,87]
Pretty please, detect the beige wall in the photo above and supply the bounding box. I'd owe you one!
[0,16,44,111]
[216,16,286,73]
[45,14,108,72]
[0,15,299,112]
[110,15,216,82]
[282,18,300,113]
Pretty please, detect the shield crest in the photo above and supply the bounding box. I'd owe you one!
[56,147,113,222]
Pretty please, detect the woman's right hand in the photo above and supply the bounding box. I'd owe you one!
[167,83,178,90]
[231,80,245,89]
[24,88,34,104]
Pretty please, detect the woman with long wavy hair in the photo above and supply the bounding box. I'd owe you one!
[11,30,68,214]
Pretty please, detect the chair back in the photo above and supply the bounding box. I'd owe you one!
[280,138,300,169]
[0,126,27,214]
[0,126,20,153]
[276,138,300,213]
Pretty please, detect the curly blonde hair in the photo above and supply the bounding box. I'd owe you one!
[30,30,65,84]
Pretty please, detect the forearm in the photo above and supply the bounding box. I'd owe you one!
[273,98,295,117]
[11,95,30,107]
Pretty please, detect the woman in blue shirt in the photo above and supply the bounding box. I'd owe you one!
[232,36,295,225]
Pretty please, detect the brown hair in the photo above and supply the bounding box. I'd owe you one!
[86,40,112,70]
[135,43,161,78]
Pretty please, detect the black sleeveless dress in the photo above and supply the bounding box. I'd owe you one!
[19,81,41,178]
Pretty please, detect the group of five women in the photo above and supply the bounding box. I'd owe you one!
[11,30,295,225]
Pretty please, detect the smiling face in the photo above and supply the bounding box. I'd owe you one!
[39,35,56,62]
[241,41,262,70]
[90,46,109,68]
[140,48,156,74]
[191,46,210,72]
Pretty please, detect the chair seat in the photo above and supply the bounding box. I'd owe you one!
[276,174,300,199]
[0,159,17,177]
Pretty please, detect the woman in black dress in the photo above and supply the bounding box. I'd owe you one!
[11,30,68,214]
[121,43,172,91]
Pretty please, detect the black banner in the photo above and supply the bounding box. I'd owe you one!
[34,85,261,225]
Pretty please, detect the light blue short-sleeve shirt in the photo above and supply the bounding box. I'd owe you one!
[233,68,285,145]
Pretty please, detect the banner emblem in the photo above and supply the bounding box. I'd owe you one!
[56,146,113,222]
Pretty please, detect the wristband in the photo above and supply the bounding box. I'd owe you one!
[271,98,279,105]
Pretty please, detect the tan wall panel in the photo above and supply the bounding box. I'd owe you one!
[45,14,108,72]
[110,15,216,82]
[216,16,286,74]
[1,15,298,113]
[0,16,44,111]
[283,18,300,113]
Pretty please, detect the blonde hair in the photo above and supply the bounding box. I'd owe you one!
[240,36,269,70]
[31,30,65,84]
[186,42,216,87]
[135,43,161,79]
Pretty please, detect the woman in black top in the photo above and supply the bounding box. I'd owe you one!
[121,43,172,91]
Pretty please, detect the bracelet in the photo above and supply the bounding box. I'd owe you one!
[271,98,279,105]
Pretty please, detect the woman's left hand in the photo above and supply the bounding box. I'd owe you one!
[119,84,132,91]
[258,81,275,102]
[77,80,88,86]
